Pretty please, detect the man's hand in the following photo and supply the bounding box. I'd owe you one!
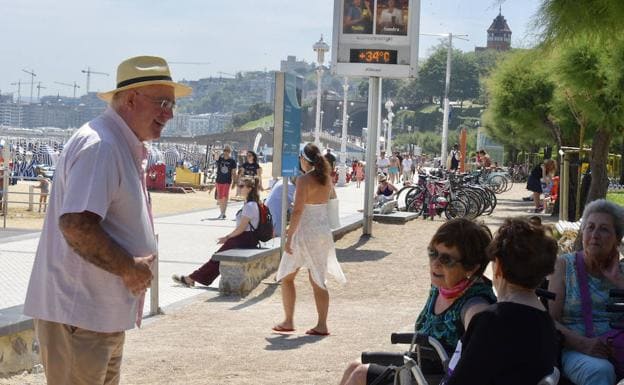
[121,255,155,296]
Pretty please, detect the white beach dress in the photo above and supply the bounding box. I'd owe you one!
[276,203,347,289]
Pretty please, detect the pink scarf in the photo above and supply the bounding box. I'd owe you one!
[439,278,473,299]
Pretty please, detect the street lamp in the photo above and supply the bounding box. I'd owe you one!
[384,99,395,153]
[382,118,388,153]
[338,77,349,186]
[313,35,329,147]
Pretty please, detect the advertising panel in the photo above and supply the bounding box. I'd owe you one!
[332,0,420,78]
[273,72,303,177]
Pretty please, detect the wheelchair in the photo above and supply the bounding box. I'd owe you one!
[361,288,560,385]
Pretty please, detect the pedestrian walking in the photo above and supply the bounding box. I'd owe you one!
[239,150,264,191]
[449,144,461,172]
[215,145,237,219]
[23,55,191,384]
[33,170,51,213]
[526,159,557,213]
[273,143,346,336]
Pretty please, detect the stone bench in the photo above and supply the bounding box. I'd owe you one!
[0,305,40,376]
[213,245,281,296]
[213,214,363,297]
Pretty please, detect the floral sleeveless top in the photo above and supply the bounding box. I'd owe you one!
[561,252,623,336]
[416,279,496,354]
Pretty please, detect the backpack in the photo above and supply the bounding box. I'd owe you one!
[250,202,274,242]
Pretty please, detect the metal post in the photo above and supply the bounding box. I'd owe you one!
[280,176,288,256]
[441,33,453,169]
[2,145,10,228]
[376,78,383,158]
[364,77,380,236]
[150,234,160,315]
[315,66,323,146]
[385,100,394,155]
[28,185,34,211]
[562,158,570,221]
[338,78,349,186]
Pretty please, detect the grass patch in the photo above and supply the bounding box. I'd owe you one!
[607,192,624,206]
[418,104,439,113]
[238,115,274,131]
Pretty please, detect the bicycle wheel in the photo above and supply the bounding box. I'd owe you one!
[406,188,426,217]
[445,198,468,219]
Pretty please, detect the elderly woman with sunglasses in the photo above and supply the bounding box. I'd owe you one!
[443,218,558,385]
[172,177,261,287]
[548,199,624,385]
[340,218,496,385]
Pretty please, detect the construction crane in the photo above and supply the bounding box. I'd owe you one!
[9,80,34,104]
[9,80,22,104]
[22,69,37,103]
[55,81,81,98]
[36,82,46,102]
[81,67,109,94]
[170,61,211,65]
[217,71,236,78]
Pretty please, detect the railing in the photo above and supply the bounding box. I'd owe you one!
[0,165,161,317]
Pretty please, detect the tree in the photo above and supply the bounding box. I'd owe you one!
[552,38,624,202]
[536,0,624,202]
[483,50,563,149]
[418,44,480,107]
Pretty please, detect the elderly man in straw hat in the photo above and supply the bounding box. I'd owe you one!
[23,56,191,384]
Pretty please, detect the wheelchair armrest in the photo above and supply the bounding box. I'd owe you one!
[606,303,624,313]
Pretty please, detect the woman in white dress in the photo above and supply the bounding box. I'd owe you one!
[273,143,346,336]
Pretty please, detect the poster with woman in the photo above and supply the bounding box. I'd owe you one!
[376,0,408,35]
[343,0,373,34]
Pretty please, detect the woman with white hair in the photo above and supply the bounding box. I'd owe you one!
[548,199,624,385]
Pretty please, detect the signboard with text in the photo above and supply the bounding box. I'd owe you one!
[331,0,421,78]
[272,72,303,177]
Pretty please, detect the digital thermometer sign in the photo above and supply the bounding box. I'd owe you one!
[350,49,398,65]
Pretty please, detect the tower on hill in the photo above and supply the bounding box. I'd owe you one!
[476,7,512,52]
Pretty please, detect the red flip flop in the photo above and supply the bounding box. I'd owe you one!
[272,325,295,333]
[305,328,330,336]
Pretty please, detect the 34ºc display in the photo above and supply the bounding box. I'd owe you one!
[349,49,398,64]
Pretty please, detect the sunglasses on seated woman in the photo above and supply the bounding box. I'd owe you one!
[427,247,461,268]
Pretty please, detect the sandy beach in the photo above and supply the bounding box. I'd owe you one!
[0,163,275,230]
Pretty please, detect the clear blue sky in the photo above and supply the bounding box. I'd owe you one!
[0,0,542,99]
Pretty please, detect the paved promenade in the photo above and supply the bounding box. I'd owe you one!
[0,182,366,312]
[0,183,549,385]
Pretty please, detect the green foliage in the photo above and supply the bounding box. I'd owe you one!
[393,128,477,156]
[607,192,624,206]
[418,44,480,105]
[483,49,561,149]
[537,0,624,43]
[230,102,273,129]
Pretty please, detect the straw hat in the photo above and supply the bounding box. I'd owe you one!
[378,174,387,183]
[97,56,192,102]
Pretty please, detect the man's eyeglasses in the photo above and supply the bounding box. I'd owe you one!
[427,247,461,268]
[238,184,248,188]
[135,92,176,111]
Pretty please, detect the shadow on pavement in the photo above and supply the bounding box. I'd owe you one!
[229,282,279,311]
[264,334,328,351]
[336,235,390,263]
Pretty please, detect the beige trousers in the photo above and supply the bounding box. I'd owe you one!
[34,319,125,385]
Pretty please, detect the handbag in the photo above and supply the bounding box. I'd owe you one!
[575,251,624,378]
[327,187,340,229]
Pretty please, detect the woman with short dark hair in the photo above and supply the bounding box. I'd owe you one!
[340,218,497,385]
[444,217,558,385]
